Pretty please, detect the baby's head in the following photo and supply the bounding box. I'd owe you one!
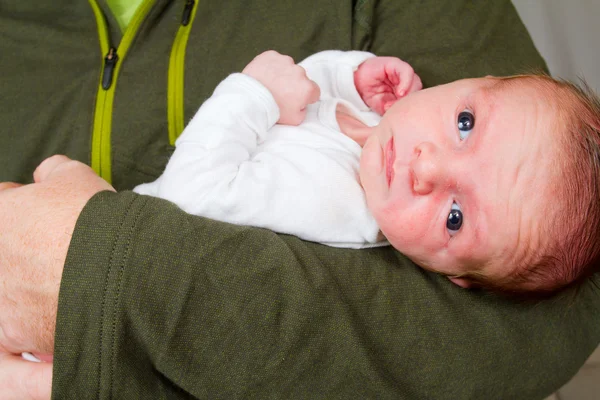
[359,74,600,295]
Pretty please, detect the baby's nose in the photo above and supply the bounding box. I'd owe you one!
[410,142,447,195]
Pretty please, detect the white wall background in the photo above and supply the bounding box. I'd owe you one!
[512,0,600,94]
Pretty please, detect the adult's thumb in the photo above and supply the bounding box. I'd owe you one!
[33,155,76,183]
[33,155,111,187]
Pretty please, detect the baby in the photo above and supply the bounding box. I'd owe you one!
[134,50,600,295]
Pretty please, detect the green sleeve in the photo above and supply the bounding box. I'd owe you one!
[52,1,600,399]
[54,191,600,399]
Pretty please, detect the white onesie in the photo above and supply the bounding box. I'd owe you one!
[134,51,388,248]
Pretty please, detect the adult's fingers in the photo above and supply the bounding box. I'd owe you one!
[32,154,115,194]
[33,154,72,183]
[33,154,105,185]
[0,353,52,400]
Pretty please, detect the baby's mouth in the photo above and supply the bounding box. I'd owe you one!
[385,137,395,186]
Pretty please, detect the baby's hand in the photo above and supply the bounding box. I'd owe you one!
[243,50,321,126]
[354,56,422,115]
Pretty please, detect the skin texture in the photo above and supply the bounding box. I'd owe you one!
[0,155,114,398]
[358,78,561,284]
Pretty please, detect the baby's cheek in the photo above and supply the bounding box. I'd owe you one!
[360,136,383,176]
[377,208,428,250]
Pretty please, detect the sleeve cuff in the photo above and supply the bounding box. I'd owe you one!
[213,73,280,129]
[53,190,149,398]
[335,51,375,112]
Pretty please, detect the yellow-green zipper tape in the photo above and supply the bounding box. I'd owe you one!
[89,0,157,184]
[168,0,199,145]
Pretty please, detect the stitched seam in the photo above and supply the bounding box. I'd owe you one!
[108,196,149,397]
[96,194,138,399]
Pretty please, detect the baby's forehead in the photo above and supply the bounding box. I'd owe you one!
[484,77,573,145]
[479,79,569,271]
[485,75,567,108]
[448,76,560,117]
[464,75,600,291]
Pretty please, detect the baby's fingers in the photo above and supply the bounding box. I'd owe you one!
[278,76,320,126]
[384,59,420,98]
[408,73,423,94]
[303,76,321,105]
[393,65,414,97]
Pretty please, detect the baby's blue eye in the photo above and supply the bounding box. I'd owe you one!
[457,111,474,140]
[447,203,463,235]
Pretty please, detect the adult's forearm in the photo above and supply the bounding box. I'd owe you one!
[53,191,600,399]
[47,1,600,398]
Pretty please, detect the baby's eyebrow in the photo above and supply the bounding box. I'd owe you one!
[461,188,486,256]
[468,88,494,140]
[469,212,484,249]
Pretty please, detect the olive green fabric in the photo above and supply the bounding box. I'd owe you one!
[0,0,598,398]
[60,191,600,399]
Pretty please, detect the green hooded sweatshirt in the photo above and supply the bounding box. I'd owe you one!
[1,0,598,398]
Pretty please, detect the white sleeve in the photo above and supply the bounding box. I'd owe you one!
[134,64,383,247]
[299,50,375,111]
[133,73,281,217]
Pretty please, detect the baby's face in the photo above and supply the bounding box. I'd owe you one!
[360,77,561,282]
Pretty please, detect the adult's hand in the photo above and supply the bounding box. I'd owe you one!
[0,347,52,400]
[0,155,114,356]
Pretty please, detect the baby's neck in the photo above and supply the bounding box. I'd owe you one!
[335,104,374,147]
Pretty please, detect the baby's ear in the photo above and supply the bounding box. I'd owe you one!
[448,276,472,288]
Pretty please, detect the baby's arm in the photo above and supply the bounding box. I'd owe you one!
[134,51,319,219]
[298,50,375,106]
[243,50,320,125]
[299,50,422,115]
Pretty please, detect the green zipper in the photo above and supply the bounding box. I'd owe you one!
[168,0,199,145]
[88,0,157,184]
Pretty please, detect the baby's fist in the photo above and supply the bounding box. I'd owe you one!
[243,51,320,125]
[354,56,422,115]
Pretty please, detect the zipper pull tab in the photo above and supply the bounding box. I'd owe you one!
[181,0,195,26]
[102,47,119,90]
